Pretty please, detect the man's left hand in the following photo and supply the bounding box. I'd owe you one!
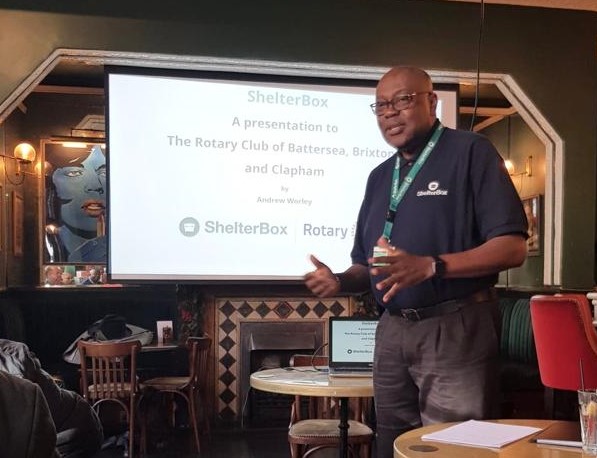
[368,237,434,303]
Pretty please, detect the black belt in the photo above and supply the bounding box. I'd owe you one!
[388,288,498,321]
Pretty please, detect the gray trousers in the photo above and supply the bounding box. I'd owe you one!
[373,299,501,458]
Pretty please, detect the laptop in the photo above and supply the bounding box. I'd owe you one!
[328,316,378,377]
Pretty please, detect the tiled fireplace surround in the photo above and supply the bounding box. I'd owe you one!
[202,295,355,425]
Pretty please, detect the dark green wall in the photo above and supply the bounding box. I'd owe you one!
[485,115,545,288]
[0,0,595,288]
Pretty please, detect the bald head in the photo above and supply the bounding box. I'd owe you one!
[379,67,434,93]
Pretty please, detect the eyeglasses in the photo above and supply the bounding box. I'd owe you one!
[370,92,431,115]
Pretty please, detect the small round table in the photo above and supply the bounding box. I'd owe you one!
[394,419,581,458]
[250,367,373,458]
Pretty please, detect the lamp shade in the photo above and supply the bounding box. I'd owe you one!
[13,143,36,162]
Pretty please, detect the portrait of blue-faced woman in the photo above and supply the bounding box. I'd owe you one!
[44,141,107,263]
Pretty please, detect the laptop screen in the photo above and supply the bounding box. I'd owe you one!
[328,316,378,369]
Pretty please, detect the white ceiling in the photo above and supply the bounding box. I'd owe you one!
[439,0,597,12]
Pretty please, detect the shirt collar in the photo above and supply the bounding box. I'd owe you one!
[398,119,441,160]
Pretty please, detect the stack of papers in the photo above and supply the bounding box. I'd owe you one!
[421,420,542,448]
[252,370,329,386]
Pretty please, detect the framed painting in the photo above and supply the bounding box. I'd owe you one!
[42,138,107,264]
[522,195,541,256]
[12,191,24,256]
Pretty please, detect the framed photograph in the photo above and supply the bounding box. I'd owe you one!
[13,191,24,256]
[156,320,174,345]
[42,264,106,287]
[522,195,541,256]
[41,138,106,264]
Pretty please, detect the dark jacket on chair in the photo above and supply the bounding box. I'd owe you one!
[0,339,103,458]
[0,371,60,458]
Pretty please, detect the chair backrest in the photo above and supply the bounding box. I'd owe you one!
[78,339,141,401]
[502,299,537,364]
[289,353,332,422]
[290,353,328,369]
[187,335,211,387]
[289,353,371,424]
[530,294,597,390]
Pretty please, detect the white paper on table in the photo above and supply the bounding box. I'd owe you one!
[421,420,542,448]
[252,370,329,386]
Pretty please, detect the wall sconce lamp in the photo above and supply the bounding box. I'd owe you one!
[0,142,39,180]
[505,155,533,178]
[14,142,36,163]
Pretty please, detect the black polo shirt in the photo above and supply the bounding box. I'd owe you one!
[351,126,528,311]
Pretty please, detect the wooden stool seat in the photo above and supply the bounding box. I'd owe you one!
[290,418,373,437]
[141,376,191,391]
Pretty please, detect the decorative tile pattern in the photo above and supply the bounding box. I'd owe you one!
[213,297,349,422]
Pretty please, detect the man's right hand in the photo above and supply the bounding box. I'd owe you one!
[303,254,340,298]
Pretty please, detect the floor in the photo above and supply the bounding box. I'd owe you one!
[92,391,303,458]
[94,389,565,458]
[94,428,289,458]
[201,427,293,458]
[95,426,336,458]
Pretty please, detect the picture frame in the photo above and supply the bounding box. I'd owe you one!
[12,191,24,256]
[156,320,174,345]
[522,194,541,256]
[41,264,106,287]
[41,138,107,265]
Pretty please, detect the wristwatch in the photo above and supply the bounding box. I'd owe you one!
[431,256,446,278]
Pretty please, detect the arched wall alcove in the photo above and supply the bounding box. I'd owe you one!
[0,48,563,286]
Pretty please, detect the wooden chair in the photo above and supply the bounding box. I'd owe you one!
[530,293,597,417]
[287,354,374,458]
[78,339,141,458]
[140,335,211,455]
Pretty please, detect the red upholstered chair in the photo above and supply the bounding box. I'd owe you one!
[530,293,597,417]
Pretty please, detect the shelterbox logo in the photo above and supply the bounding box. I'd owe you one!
[417,181,448,197]
[179,217,200,237]
[178,218,288,237]
[203,220,288,235]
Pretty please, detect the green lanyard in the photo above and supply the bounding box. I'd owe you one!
[382,123,445,240]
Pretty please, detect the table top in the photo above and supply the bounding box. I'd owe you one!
[394,419,581,458]
[141,340,180,352]
[250,367,374,398]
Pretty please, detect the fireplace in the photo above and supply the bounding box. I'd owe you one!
[240,320,325,426]
[208,296,352,426]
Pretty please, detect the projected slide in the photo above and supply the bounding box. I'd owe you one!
[107,70,457,281]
